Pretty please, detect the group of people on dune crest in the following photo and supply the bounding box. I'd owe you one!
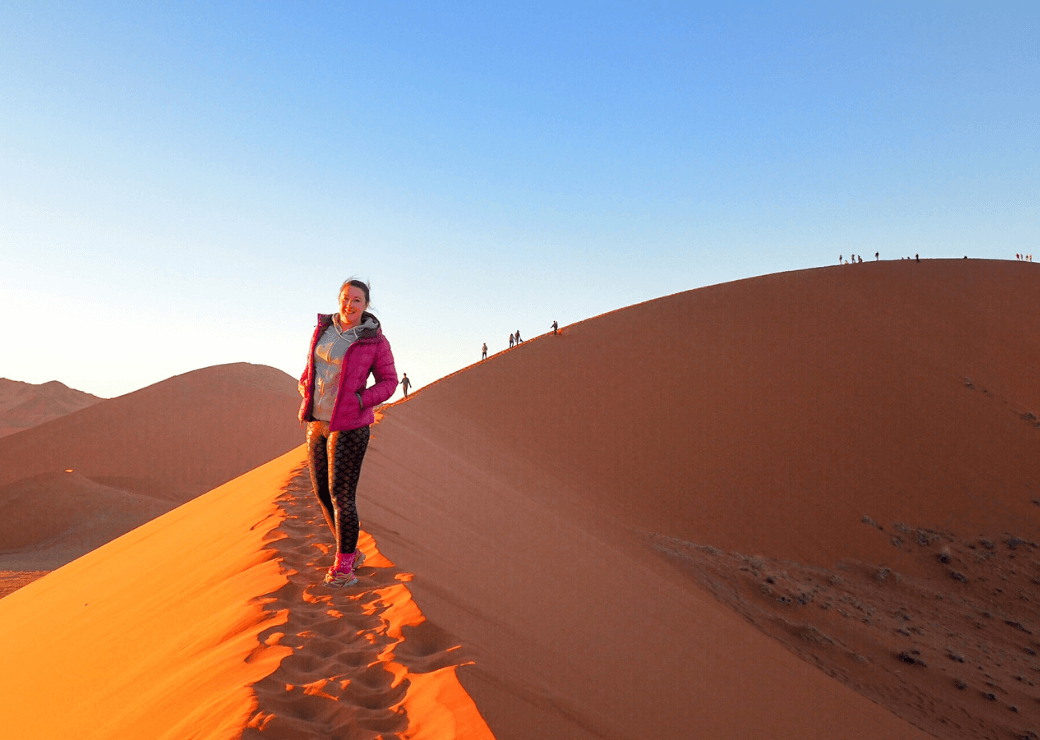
[485,320,559,359]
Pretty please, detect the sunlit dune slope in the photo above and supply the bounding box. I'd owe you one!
[358,259,1038,739]
[0,362,301,501]
[0,448,496,740]
[0,471,171,568]
[0,449,298,740]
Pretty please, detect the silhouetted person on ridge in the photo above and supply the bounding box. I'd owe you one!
[401,373,411,398]
[915,253,920,262]
[481,343,487,360]
[515,330,522,344]
[875,251,879,260]
[858,255,862,263]
[509,334,514,348]
[551,320,558,335]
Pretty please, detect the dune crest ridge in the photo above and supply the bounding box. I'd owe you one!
[0,447,495,739]
[0,448,299,738]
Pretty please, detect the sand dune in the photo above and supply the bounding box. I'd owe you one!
[358,259,1038,739]
[0,471,172,568]
[0,259,1035,738]
[0,378,102,438]
[0,362,304,568]
[0,449,495,739]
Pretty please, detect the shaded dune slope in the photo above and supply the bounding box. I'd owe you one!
[409,259,1039,573]
[358,259,1038,739]
[0,362,302,501]
[0,363,304,567]
[0,378,102,439]
[0,471,171,566]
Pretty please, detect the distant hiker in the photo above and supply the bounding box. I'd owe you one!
[915,253,920,262]
[551,320,558,335]
[875,251,879,260]
[401,373,411,398]
[839,254,843,265]
[515,330,523,344]
[858,255,862,263]
[509,334,515,348]
[298,278,397,588]
[482,343,488,360]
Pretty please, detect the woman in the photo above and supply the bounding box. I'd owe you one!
[298,279,398,587]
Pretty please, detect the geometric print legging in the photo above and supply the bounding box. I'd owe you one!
[306,421,371,555]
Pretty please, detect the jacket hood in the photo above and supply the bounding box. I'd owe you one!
[317,311,382,339]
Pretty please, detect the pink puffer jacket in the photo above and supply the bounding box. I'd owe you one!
[298,312,399,431]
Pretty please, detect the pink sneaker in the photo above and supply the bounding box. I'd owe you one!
[322,549,366,588]
[323,565,357,587]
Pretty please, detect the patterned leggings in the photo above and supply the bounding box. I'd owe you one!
[306,421,370,555]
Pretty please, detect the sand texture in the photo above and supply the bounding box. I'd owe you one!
[0,449,495,739]
[0,378,102,438]
[0,362,304,569]
[357,259,1038,739]
[0,259,1036,738]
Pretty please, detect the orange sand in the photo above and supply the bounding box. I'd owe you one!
[0,448,298,738]
[1,259,1035,739]
[0,449,492,739]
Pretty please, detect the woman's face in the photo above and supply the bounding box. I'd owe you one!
[338,286,368,328]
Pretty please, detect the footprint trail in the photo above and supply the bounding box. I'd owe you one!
[242,463,495,740]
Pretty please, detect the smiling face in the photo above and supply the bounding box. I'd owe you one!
[338,285,368,329]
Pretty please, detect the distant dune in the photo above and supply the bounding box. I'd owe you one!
[0,362,304,569]
[0,260,1036,739]
[0,378,102,438]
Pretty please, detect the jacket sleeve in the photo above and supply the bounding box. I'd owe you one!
[298,338,316,421]
[359,336,399,408]
[298,360,312,422]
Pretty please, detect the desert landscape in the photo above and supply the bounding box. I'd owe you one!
[0,378,102,439]
[1,259,1038,739]
[0,362,303,575]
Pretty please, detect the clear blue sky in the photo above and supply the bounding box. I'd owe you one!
[2,2,1037,398]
